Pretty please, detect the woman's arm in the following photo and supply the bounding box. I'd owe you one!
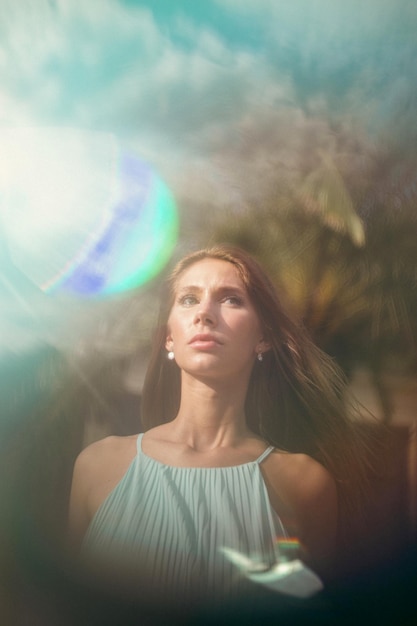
[68,445,97,551]
[264,453,338,579]
[68,435,137,551]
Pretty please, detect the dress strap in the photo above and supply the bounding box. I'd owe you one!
[255,445,275,464]
[136,433,144,454]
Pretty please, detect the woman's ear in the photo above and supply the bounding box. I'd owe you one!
[257,339,271,354]
[165,334,173,352]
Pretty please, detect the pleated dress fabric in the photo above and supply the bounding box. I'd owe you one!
[81,434,288,601]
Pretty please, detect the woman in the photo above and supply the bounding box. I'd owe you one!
[68,245,370,602]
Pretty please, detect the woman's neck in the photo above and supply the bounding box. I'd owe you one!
[170,373,251,451]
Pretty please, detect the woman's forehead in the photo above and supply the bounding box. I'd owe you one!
[175,258,245,290]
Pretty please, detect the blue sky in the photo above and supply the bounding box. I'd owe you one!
[2,0,415,143]
[1,0,416,352]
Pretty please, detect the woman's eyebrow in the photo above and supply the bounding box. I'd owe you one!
[177,284,246,296]
[216,286,246,296]
[176,284,203,295]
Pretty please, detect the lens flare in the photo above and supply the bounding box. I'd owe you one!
[0,128,179,299]
[43,152,178,297]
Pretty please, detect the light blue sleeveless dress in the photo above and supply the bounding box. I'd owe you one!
[81,434,288,600]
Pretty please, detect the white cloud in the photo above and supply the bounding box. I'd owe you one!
[1,0,416,154]
[1,0,414,215]
[0,0,282,136]
[0,0,164,124]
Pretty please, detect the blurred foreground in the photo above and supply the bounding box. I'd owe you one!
[0,346,416,625]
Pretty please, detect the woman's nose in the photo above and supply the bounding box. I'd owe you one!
[193,301,217,326]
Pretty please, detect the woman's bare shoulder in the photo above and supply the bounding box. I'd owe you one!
[73,434,138,477]
[268,449,333,482]
[69,434,139,546]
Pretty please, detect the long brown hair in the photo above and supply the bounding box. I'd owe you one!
[142,244,375,517]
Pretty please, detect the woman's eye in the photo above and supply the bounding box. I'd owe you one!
[223,295,243,306]
[178,294,198,306]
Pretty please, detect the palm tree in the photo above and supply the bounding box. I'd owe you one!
[204,149,417,422]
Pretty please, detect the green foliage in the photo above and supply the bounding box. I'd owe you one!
[203,152,417,383]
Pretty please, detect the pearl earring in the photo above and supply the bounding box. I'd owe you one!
[257,351,263,362]
[167,351,175,360]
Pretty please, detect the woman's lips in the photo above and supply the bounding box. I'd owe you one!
[188,334,222,349]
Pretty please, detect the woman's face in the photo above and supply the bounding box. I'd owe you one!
[166,258,269,383]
